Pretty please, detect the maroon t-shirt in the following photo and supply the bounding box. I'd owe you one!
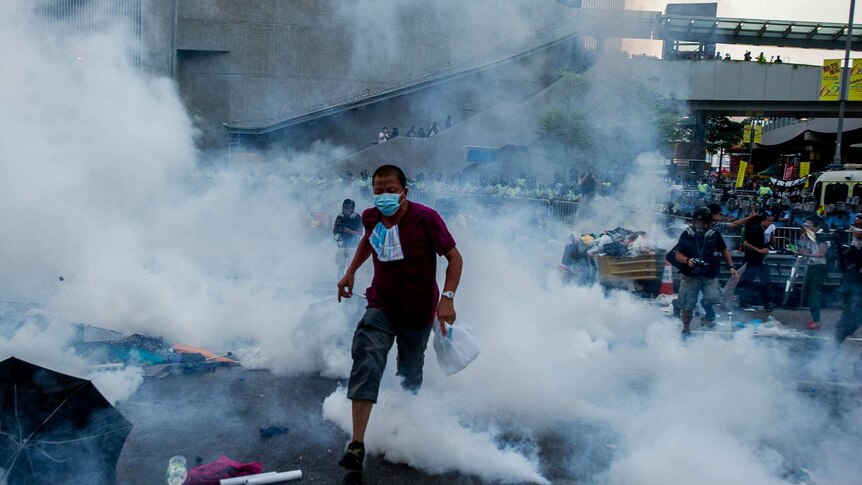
[362,202,456,327]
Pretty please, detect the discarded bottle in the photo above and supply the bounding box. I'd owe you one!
[166,455,187,485]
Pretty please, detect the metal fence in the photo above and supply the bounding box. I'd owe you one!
[773,227,800,249]
[550,201,579,225]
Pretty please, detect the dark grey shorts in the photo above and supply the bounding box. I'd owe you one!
[678,274,721,311]
[347,308,432,403]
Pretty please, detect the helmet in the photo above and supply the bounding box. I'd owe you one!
[692,207,712,222]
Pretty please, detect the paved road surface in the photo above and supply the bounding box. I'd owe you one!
[114,307,861,484]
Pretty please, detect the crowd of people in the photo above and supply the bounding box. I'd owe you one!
[333,168,607,203]
[670,201,862,340]
[668,176,862,231]
[667,49,784,64]
[376,115,454,143]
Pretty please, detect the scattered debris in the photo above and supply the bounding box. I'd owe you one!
[185,455,263,485]
[259,426,290,439]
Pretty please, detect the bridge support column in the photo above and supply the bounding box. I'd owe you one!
[693,111,707,165]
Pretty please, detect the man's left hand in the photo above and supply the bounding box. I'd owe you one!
[437,298,456,336]
[729,268,738,278]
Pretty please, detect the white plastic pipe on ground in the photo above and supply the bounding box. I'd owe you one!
[246,470,302,484]
[219,472,277,485]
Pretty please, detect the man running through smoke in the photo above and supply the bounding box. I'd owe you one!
[335,164,463,471]
[672,207,738,337]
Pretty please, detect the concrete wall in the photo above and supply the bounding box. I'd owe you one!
[140,0,174,77]
[171,0,576,147]
[255,43,570,155]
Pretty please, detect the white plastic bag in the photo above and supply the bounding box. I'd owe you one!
[432,321,480,376]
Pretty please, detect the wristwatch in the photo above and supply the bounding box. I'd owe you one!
[441,291,455,300]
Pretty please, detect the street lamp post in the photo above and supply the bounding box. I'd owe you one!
[833,0,857,166]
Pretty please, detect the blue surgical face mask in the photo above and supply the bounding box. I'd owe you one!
[374,192,403,216]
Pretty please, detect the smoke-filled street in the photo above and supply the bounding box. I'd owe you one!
[111,305,857,485]
[3,1,862,484]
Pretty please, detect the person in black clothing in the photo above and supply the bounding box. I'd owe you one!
[578,167,599,200]
[672,207,738,336]
[738,213,775,310]
[836,217,862,344]
[334,199,363,279]
[833,224,862,378]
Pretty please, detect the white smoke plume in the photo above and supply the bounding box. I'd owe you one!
[1,2,861,484]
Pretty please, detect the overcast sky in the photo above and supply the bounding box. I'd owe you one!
[625,0,861,65]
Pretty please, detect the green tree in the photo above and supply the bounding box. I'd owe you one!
[706,116,744,175]
[539,71,591,148]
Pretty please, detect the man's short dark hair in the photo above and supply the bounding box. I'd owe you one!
[342,199,355,208]
[372,165,407,189]
[707,203,722,215]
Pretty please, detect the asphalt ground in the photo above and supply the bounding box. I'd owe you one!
[113,306,861,485]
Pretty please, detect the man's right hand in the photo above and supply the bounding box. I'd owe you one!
[337,273,354,302]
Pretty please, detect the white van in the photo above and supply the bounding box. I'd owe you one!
[812,166,862,206]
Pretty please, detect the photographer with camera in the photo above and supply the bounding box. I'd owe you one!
[334,199,363,279]
[671,207,738,337]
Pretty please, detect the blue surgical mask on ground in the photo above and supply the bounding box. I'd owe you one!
[374,192,403,216]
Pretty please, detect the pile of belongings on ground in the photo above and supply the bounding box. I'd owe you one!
[71,323,239,378]
[561,227,658,286]
[581,227,658,257]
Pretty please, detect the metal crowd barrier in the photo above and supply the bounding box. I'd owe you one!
[550,201,579,225]
[772,227,801,249]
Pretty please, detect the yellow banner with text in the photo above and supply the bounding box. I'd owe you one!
[736,160,748,188]
[820,59,842,101]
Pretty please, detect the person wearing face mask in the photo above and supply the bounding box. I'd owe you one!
[670,207,738,337]
[335,164,463,472]
[797,216,830,330]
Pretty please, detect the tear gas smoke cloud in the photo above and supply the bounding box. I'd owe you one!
[0,2,347,398]
[2,1,861,484]
[324,223,862,483]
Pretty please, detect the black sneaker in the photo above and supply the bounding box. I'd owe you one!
[702,319,716,329]
[681,328,692,341]
[339,441,365,471]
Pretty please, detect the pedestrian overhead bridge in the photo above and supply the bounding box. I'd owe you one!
[600,58,862,118]
[585,10,862,51]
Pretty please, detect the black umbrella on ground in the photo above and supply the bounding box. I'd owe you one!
[0,357,133,485]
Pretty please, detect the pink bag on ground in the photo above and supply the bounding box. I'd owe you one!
[185,455,264,485]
